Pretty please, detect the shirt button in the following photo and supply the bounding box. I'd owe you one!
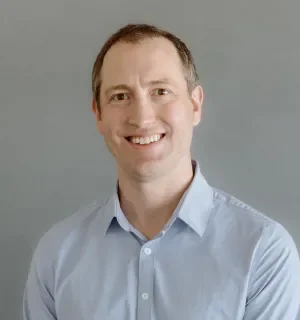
[144,248,152,255]
[141,293,149,300]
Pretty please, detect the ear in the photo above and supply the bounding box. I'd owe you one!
[191,85,203,126]
[91,98,105,134]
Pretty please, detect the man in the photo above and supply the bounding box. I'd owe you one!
[23,24,300,319]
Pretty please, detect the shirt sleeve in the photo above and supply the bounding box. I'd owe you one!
[243,222,300,320]
[23,241,57,320]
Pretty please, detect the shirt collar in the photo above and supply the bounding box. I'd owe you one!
[176,160,213,236]
[102,160,213,237]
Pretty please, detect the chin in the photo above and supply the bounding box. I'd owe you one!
[129,158,168,180]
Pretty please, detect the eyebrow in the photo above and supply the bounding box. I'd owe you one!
[104,84,131,96]
[104,78,175,96]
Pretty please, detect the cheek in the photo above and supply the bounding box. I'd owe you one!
[100,110,121,134]
[163,100,194,126]
[102,121,125,148]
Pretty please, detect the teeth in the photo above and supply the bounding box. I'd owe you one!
[130,134,163,145]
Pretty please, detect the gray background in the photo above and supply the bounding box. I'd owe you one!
[1,0,299,319]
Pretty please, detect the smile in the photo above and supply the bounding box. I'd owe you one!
[126,134,165,145]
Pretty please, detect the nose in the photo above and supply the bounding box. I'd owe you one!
[127,97,156,128]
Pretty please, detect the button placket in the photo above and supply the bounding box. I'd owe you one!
[137,243,155,320]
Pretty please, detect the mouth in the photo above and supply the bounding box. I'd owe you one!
[125,133,166,146]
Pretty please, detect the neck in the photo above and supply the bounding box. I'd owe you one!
[117,157,194,239]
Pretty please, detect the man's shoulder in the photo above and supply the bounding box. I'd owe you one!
[211,187,276,228]
[210,187,298,255]
[32,196,112,266]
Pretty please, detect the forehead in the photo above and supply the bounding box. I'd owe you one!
[100,37,185,87]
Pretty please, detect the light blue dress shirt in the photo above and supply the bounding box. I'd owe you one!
[23,160,300,319]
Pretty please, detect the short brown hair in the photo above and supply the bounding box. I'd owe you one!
[92,24,199,106]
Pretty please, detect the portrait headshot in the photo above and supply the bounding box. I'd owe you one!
[1,1,300,320]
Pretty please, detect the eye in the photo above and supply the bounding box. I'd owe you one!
[111,93,129,101]
[153,88,169,96]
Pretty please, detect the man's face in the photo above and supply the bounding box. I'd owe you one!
[92,37,203,181]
